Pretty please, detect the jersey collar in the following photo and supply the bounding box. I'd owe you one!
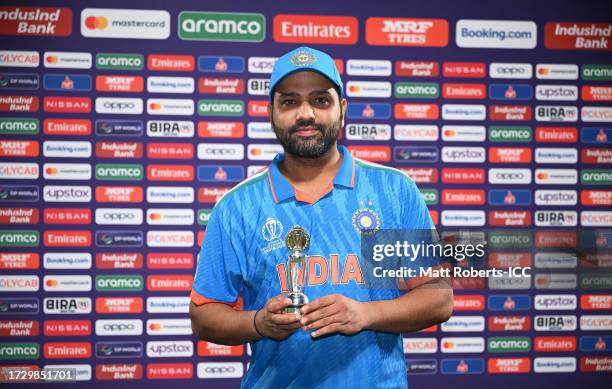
[267,145,356,204]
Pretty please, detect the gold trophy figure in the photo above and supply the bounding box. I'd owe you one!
[283,225,310,314]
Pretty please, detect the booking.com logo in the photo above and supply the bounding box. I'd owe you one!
[84,16,109,30]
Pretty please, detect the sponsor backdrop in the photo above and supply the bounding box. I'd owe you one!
[0,0,610,387]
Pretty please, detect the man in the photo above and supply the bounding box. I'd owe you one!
[190,46,453,388]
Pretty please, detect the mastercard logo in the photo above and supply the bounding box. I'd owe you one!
[46,56,59,64]
[149,103,161,110]
[45,167,59,175]
[250,148,263,156]
[443,341,454,348]
[46,279,59,287]
[84,16,108,30]
[537,172,549,180]
[348,85,361,93]
[444,129,456,137]
[149,213,161,220]
[538,68,550,75]
[149,323,161,330]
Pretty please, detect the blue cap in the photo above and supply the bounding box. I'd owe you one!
[269,46,343,99]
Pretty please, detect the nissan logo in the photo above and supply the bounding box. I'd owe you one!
[104,102,135,109]
[205,367,236,373]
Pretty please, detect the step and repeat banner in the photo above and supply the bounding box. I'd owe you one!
[0,0,610,387]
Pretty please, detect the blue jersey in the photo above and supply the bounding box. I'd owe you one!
[191,145,433,389]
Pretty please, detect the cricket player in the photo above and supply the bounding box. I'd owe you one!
[190,46,453,388]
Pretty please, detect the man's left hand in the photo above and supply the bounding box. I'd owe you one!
[299,294,368,338]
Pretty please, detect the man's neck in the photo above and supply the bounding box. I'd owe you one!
[279,144,342,185]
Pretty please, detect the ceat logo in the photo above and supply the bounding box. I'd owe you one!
[84,15,108,30]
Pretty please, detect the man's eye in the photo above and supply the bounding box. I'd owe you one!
[314,97,330,105]
[281,99,295,106]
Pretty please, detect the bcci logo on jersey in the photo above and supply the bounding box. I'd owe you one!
[261,217,284,253]
[352,201,381,235]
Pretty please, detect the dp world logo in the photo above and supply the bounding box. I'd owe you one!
[262,217,283,242]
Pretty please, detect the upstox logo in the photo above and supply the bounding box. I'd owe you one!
[96,275,143,291]
[95,164,143,181]
[178,12,265,42]
[198,100,244,116]
[487,337,531,352]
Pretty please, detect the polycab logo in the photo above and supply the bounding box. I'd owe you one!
[347,60,392,76]
[44,51,91,69]
[534,294,577,310]
[441,104,486,120]
[0,275,39,292]
[580,315,612,330]
[147,231,194,248]
[582,106,612,122]
[488,168,531,184]
[394,104,439,120]
[365,18,448,46]
[96,75,143,92]
[536,64,579,80]
[403,338,438,354]
[394,125,438,141]
[147,99,194,116]
[581,211,612,226]
[347,81,392,98]
[489,63,532,79]
[147,341,193,358]
[544,22,611,51]
[149,76,195,94]
[456,20,537,49]
[148,54,195,72]
[488,316,530,332]
[81,8,170,39]
[443,63,486,78]
[95,97,142,115]
[395,61,439,77]
[95,319,143,336]
[197,362,244,378]
[443,83,486,99]
[536,85,578,101]
[43,297,91,314]
[440,337,485,353]
[273,14,358,45]
[0,50,39,68]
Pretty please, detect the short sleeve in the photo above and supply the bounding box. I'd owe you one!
[191,205,243,306]
[400,176,434,230]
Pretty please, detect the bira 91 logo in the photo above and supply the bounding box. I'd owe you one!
[273,14,358,45]
[0,7,72,36]
[366,18,448,46]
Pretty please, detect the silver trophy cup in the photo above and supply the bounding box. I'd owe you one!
[283,225,310,314]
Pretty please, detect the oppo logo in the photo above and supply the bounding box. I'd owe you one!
[104,213,133,220]
[204,148,236,155]
[497,67,525,75]
[497,172,525,179]
[104,102,135,110]
[103,323,135,331]
[205,366,236,374]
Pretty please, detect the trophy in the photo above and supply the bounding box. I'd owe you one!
[283,225,310,314]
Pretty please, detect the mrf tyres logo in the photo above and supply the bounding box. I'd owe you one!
[179,12,265,42]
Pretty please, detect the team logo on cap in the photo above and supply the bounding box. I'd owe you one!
[291,50,316,67]
[352,200,381,235]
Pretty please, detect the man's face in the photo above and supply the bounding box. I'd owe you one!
[269,71,346,158]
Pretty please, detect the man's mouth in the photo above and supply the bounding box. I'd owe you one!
[292,126,320,137]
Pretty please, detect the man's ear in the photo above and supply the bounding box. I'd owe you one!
[340,98,347,127]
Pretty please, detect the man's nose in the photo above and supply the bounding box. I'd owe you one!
[295,101,315,121]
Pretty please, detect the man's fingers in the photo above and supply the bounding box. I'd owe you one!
[267,295,292,312]
[300,294,336,315]
[269,312,301,326]
[301,304,338,326]
[312,322,341,338]
[304,314,339,332]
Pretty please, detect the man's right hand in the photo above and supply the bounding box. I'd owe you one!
[254,294,302,340]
